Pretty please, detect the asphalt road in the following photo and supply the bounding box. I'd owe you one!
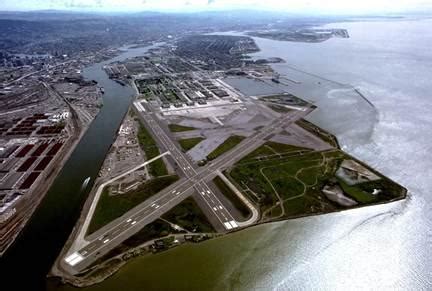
[63,102,311,273]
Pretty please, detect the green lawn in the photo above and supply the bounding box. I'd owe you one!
[267,204,283,218]
[241,141,312,162]
[213,176,251,218]
[207,135,245,161]
[240,144,275,160]
[267,175,305,200]
[337,178,378,204]
[267,142,311,153]
[283,197,306,216]
[228,150,337,216]
[92,219,177,265]
[296,119,339,148]
[267,104,292,113]
[297,167,322,186]
[87,175,179,234]
[162,197,215,233]
[122,219,179,248]
[168,124,196,132]
[228,148,405,219]
[355,178,406,201]
[137,121,168,177]
[178,137,205,151]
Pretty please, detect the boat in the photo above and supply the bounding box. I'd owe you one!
[114,79,126,86]
[81,177,91,190]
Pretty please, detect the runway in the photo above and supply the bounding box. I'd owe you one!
[62,102,312,273]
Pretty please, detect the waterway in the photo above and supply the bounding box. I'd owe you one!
[0,44,159,290]
[52,19,432,290]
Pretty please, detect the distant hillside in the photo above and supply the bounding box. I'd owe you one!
[0,11,343,56]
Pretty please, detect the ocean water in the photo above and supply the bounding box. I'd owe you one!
[246,18,432,290]
[55,19,432,291]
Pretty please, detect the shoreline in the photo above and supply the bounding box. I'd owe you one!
[51,188,406,289]
[0,101,95,256]
[48,35,407,289]
[49,105,133,281]
[0,46,123,257]
[49,115,407,288]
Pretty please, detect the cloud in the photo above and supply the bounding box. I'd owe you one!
[1,0,431,13]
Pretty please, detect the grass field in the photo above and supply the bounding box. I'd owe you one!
[241,141,312,161]
[91,219,179,266]
[296,119,339,148]
[267,104,292,113]
[207,135,245,161]
[213,176,251,218]
[228,147,405,220]
[168,124,196,132]
[122,219,180,247]
[88,175,179,234]
[162,197,215,233]
[137,121,168,177]
[337,178,377,204]
[229,150,337,218]
[178,137,205,151]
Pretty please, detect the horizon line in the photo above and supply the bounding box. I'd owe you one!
[0,8,430,17]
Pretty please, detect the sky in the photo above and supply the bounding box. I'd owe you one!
[1,0,432,14]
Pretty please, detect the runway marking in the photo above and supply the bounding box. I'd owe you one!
[229,220,238,228]
[133,101,146,112]
[71,109,309,266]
[65,252,84,266]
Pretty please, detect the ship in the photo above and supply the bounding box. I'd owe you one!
[271,73,280,84]
[114,79,126,86]
[81,177,91,190]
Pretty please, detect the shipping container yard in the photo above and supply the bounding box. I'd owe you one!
[0,108,72,242]
[1,138,67,205]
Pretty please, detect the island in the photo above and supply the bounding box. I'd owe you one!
[247,28,350,43]
[48,34,406,287]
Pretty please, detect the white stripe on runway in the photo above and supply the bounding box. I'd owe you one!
[65,252,84,266]
[133,101,146,112]
[229,220,238,228]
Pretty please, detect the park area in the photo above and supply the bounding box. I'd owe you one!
[226,142,406,220]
